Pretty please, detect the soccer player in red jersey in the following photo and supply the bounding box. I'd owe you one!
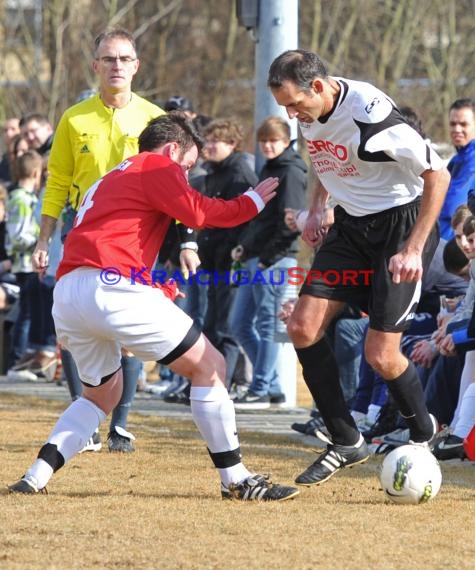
[8,112,299,502]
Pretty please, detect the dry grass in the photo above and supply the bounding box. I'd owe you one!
[1,393,475,570]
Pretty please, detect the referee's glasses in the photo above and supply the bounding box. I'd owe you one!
[96,56,137,65]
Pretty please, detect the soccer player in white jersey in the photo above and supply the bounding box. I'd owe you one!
[8,112,299,502]
[268,49,450,487]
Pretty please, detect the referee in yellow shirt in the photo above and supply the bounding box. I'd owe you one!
[33,28,164,453]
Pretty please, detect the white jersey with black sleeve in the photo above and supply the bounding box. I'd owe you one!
[299,78,445,217]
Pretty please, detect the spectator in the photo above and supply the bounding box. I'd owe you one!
[443,235,471,279]
[7,134,30,189]
[20,113,54,157]
[24,113,57,369]
[6,196,61,383]
[439,98,475,239]
[431,215,475,459]
[3,112,59,381]
[5,151,42,375]
[198,118,259,389]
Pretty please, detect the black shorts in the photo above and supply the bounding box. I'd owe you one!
[300,200,439,332]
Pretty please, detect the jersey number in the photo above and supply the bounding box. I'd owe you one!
[74,180,101,227]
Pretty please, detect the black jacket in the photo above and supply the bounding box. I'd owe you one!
[198,152,258,271]
[239,145,307,267]
[157,160,210,266]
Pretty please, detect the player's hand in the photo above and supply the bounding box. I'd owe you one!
[278,298,297,324]
[302,213,321,248]
[388,250,423,284]
[410,340,436,368]
[32,242,49,274]
[439,334,456,357]
[179,249,200,280]
[433,325,448,347]
[436,312,453,334]
[252,177,279,204]
[301,209,324,248]
[301,207,333,249]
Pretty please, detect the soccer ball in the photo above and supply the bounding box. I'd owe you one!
[379,444,442,505]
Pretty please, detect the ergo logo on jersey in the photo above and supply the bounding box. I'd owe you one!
[307,139,348,161]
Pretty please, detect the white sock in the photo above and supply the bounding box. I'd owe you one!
[190,385,251,486]
[367,404,382,425]
[454,383,475,439]
[25,397,106,489]
[23,461,53,491]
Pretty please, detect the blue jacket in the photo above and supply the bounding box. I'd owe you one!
[439,139,475,240]
[452,326,475,352]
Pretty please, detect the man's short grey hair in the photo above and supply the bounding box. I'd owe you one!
[268,49,329,90]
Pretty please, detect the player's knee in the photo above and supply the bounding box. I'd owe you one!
[82,368,123,415]
[365,347,397,377]
[287,316,316,346]
[186,346,226,386]
[192,349,226,384]
[199,337,226,379]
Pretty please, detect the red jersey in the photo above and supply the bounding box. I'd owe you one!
[57,152,262,294]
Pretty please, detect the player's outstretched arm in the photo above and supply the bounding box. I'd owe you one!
[155,176,279,231]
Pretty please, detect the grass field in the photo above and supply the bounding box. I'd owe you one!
[1,392,474,570]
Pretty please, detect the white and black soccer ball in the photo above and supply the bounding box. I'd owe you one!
[379,444,442,505]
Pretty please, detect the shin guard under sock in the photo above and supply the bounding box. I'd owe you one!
[25,397,106,489]
[191,385,250,486]
[385,361,433,442]
[45,397,106,463]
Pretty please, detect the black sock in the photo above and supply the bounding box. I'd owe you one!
[385,361,433,442]
[296,337,359,446]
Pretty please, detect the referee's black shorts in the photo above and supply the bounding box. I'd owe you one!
[300,199,439,333]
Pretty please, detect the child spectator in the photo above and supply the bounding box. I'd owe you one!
[5,150,42,376]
